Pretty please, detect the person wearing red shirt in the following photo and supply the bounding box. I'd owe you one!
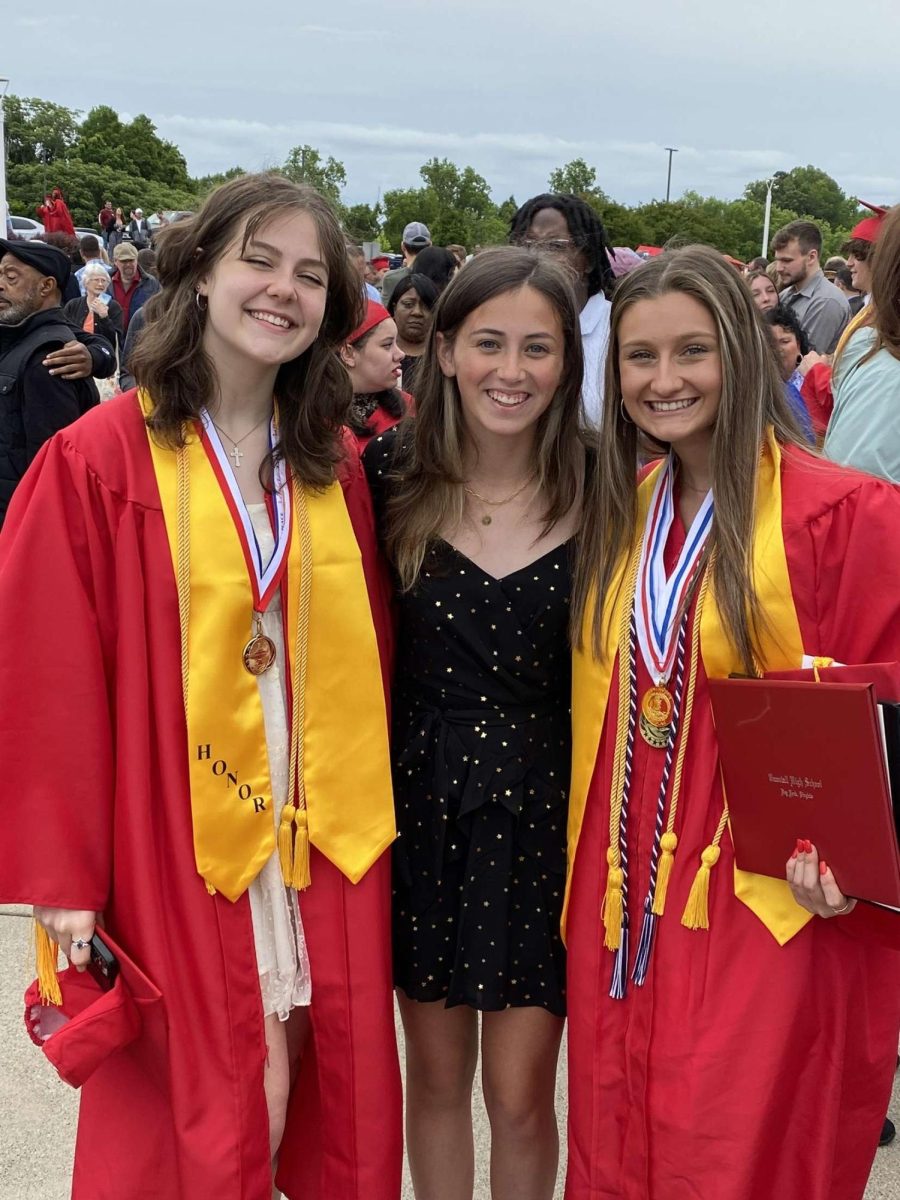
[110,241,160,331]
[36,188,76,237]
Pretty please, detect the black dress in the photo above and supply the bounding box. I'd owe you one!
[363,428,571,1016]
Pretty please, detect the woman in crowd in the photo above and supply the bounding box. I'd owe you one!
[340,298,411,448]
[63,262,124,352]
[746,267,780,312]
[764,303,815,441]
[509,192,616,426]
[565,244,900,1200]
[0,172,401,1200]
[410,245,459,294]
[364,246,585,1200]
[36,187,76,237]
[825,204,900,482]
[386,271,439,393]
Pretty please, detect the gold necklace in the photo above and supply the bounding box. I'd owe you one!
[464,475,536,526]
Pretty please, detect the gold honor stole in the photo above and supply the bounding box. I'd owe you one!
[143,401,395,901]
[567,430,813,946]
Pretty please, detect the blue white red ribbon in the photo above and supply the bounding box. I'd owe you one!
[635,458,712,685]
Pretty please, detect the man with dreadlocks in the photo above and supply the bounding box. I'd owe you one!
[510,193,616,425]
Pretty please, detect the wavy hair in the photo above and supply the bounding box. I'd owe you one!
[132,172,363,489]
[384,246,586,590]
[572,244,806,670]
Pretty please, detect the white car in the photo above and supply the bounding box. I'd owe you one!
[8,215,44,239]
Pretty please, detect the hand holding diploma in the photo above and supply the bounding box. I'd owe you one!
[785,840,857,919]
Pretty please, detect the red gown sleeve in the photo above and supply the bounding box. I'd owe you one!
[0,435,117,909]
[800,363,833,438]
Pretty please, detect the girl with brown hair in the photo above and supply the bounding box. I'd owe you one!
[565,244,900,1200]
[364,246,585,1200]
[0,172,401,1200]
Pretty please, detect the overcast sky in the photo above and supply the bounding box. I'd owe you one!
[6,0,900,211]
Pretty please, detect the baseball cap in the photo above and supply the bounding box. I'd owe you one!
[402,222,431,249]
[113,242,139,260]
[0,238,70,290]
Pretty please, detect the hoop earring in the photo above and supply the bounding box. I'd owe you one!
[195,289,207,312]
[619,398,634,425]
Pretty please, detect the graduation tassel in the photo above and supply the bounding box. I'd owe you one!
[651,831,678,916]
[291,808,311,891]
[601,849,625,950]
[278,805,295,886]
[631,900,658,987]
[609,917,630,999]
[34,922,62,1006]
[681,844,720,930]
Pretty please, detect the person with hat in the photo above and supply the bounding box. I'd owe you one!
[111,241,160,333]
[841,201,888,305]
[126,207,152,250]
[0,239,100,525]
[381,221,432,307]
[338,299,410,448]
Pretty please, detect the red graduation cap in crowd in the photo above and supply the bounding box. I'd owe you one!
[850,200,889,244]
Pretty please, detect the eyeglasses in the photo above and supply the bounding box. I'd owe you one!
[517,237,579,254]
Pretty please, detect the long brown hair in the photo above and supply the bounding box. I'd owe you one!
[385,246,586,590]
[132,172,363,489]
[862,205,900,365]
[572,244,806,670]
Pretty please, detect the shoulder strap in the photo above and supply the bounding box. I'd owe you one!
[0,322,75,397]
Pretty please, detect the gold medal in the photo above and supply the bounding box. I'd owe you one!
[639,684,674,748]
[242,614,276,676]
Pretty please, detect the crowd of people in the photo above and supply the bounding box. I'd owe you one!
[0,169,898,1200]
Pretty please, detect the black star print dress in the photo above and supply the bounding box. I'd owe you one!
[363,428,571,1016]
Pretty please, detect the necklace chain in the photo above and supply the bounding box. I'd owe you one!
[464,474,536,507]
[211,412,270,450]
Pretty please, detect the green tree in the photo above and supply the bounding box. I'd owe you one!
[121,115,190,190]
[194,166,247,198]
[744,166,857,232]
[3,95,80,168]
[547,159,611,206]
[281,145,347,207]
[382,159,504,250]
[343,202,382,242]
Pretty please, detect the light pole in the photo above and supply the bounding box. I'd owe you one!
[761,177,775,259]
[0,79,9,239]
[665,147,678,203]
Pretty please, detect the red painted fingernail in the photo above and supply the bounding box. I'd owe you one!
[819,860,828,876]
[790,848,799,859]
[804,840,813,853]
[795,838,804,853]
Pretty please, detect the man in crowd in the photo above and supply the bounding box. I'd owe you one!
[369,254,391,292]
[0,240,99,525]
[127,208,152,250]
[75,235,107,293]
[381,221,431,306]
[347,243,381,302]
[772,219,850,353]
[98,200,116,246]
[111,242,160,333]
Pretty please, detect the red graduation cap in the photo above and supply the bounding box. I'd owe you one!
[850,200,890,244]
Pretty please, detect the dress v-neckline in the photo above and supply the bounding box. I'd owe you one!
[439,537,573,584]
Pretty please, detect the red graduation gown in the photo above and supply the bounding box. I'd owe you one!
[566,450,900,1200]
[0,393,402,1200]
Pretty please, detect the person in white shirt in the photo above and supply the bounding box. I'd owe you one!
[509,194,615,426]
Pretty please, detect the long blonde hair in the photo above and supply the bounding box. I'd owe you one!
[384,246,586,590]
[572,245,806,670]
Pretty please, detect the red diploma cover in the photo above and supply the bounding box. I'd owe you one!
[709,677,900,909]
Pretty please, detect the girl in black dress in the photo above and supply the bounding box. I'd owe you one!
[364,247,585,1200]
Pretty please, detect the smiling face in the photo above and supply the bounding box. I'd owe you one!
[847,251,872,294]
[198,210,329,375]
[437,284,564,446]
[618,292,722,459]
[344,318,404,393]
[749,274,779,312]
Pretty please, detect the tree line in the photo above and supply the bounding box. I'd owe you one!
[3,96,867,258]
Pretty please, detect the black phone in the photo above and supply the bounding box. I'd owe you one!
[88,934,119,991]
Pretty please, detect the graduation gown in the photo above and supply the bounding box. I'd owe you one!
[565,449,900,1200]
[0,393,402,1200]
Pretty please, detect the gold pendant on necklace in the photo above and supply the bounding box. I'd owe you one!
[242,613,276,676]
[639,684,674,748]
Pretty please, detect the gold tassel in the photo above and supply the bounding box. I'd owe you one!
[681,844,721,930]
[34,922,62,1006]
[601,849,624,950]
[278,805,295,885]
[291,809,311,891]
[651,831,679,916]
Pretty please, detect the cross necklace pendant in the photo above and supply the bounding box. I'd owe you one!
[230,444,243,469]
[211,413,271,470]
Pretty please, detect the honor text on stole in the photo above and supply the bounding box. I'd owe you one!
[197,743,267,813]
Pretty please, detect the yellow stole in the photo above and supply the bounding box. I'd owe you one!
[567,430,813,945]
[144,399,395,901]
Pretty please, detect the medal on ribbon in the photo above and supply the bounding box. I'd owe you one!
[634,458,713,748]
[200,409,290,675]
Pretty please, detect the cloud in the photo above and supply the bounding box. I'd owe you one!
[293,24,387,39]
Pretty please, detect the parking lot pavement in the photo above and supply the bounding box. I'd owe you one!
[1,909,896,1199]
